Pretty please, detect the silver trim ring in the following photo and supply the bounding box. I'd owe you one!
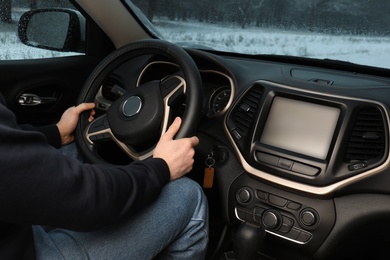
[122,96,142,117]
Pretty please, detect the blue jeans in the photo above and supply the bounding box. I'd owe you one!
[33,168,209,259]
[33,177,208,260]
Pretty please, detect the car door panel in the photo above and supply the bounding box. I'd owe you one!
[0,56,99,125]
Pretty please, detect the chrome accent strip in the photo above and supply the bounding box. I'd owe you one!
[226,80,390,196]
[265,229,308,245]
[207,71,235,117]
[234,208,308,245]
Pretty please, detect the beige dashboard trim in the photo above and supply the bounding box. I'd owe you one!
[137,61,235,117]
[225,80,390,196]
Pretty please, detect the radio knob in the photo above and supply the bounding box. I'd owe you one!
[236,187,253,205]
[262,209,282,230]
[300,209,318,227]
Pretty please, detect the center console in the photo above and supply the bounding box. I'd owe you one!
[229,173,335,256]
[224,80,388,256]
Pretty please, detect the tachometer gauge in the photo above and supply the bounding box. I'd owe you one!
[210,87,231,116]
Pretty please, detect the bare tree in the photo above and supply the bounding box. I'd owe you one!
[146,0,157,22]
[29,0,38,10]
[0,0,12,23]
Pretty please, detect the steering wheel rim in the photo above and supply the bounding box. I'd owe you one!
[75,39,203,164]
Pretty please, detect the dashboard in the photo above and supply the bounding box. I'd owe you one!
[188,50,390,259]
[98,49,390,259]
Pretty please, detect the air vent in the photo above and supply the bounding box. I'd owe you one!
[231,86,264,137]
[102,76,124,101]
[344,107,386,163]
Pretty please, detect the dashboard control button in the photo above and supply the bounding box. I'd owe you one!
[232,129,242,140]
[256,190,268,200]
[348,162,368,171]
[239,103,251,112]
[236,187,253,205]
[279,216,294,233]
[262,209,282,230]
[287,201,302,210]
[291,162,319,176]
[235,207,253,222]
[286,227,301,240]
[300,209,318,227]
[256,152,278,166]
[269,194,287,207]
[278,158,294,170]
[253,207,266,223]
[297,230,312,243]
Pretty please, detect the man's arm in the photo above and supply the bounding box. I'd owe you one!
[19,123,62,148]
[0,102,168,231]
[0,100,198,231]
[19,103,95,148]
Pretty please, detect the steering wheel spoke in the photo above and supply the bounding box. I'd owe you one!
[113,141,154,161]
[160,75,186,98]
[86,114,155,161]
[85,114,112,143]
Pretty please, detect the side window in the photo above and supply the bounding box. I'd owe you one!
[0,0,85,60]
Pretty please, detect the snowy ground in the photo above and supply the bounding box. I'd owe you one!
[2,17,390,69]
[155,20,390,69]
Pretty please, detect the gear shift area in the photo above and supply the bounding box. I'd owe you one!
[225,222,266,260]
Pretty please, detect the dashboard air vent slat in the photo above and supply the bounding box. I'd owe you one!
[231,86,263,137]
[344,107,386,163]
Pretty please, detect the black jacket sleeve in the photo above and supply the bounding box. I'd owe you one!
[0,93,61,148]
[0,98,170,231]
[19,123,62,148]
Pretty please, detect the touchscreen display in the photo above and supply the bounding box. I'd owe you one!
[260,97,340,159]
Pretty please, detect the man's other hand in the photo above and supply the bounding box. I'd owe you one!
[153,117,199,180]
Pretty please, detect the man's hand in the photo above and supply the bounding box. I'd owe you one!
[56,103,95,146]
[153,117,199,180]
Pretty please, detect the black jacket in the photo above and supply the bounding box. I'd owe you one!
[0,96,170,259]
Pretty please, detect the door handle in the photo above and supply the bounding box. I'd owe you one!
[18,93,57,106]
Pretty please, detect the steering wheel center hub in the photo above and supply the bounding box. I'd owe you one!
[122,96,142,117]
[107,81,164,146]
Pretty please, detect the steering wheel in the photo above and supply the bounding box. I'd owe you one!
[75,39,203,164]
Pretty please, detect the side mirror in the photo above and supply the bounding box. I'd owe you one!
[18,8,85,52]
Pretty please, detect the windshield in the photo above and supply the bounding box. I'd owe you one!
[129,0,390,70]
